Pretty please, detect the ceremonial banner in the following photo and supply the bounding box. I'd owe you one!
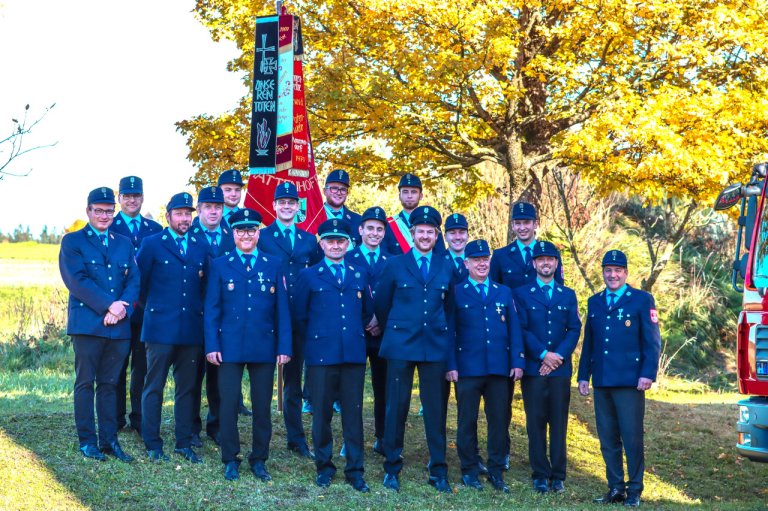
[246,9,324,234]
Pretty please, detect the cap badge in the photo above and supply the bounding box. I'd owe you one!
[244,210,249,217]
[612,250,617,260]
[375,208,381,216]
[130,177,135,184]
[184,193,189,200]
[333,219,338,226]
[101,187,107,196]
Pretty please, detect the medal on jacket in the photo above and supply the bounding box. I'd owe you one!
[227,280,235,291]
[357,291,362,299]
[625,320,631,327]
[270,286,275,294]
[199,270,204,278]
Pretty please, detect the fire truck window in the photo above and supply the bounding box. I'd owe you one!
[754,210,768,288]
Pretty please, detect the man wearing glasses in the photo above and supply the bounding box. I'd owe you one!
[204,208,292,482]
[257,182,321,460]
[59,187,139,462]
[110,176,161,434]
[323,169,362,247]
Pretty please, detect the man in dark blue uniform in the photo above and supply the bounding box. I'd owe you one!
[294,219,373,492]
[446,239,523,493]
[489,201,564,468]
[137,192,209,463]
[323,169,362,247]
[189,185,237,447]
[383,173,446,255]
[204,208,293,482]
[375,206,456,493]
[578,250,661,507]
[346,206,391,455]
[443,213,469,281]
[218,169,244,225]
[513,241,581,494]
[59,186,139,462]
[257,181,321,459]
[110,176,162,433]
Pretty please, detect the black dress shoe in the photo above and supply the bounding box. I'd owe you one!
[428,476,453,494]
[190,433,203,448]
[533,478,549,494]
[80,444,107,461]
[207,433,221,446]
[224,461,240,481]
[239,404,252,416]
[624,493,641,507]
[347,476,370,493]
[594,488,627,504]
[316,473,332,488]
[383,473,400,492]
[488,474,510,493]
[251,461,272,481]
[174,447,202,464]
[288,443,315,460]
[101,441,134,463]
[146,449,169,462]
[461,474,483,490]
[551,479,565,493]
[373,438,385,456]
[478,461,489,476]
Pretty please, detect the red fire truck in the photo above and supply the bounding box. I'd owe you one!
[714,162,768,462]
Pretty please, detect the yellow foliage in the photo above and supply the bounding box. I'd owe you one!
[179,0,768,211]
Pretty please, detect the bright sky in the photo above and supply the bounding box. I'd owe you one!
[0,0,244,236]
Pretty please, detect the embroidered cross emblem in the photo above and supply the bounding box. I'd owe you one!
[257,272,265,284]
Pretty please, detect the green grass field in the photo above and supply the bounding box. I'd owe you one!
[2,242,768,510]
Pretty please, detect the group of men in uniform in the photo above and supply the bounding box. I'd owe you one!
[59,169,661,507]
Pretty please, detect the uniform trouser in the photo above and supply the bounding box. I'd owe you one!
[72,335,130,447]
[219,362,275,465]
[383,359,448,477]
[307,363,366,479]
[366,343,387,440]
[282,331,307,448]
[141,343,202,451]
[191,360,221,438]
[116,321,145,430]
[521,375,571,481]
[503,378,518,456]
[594,386,646,494]
[456,375,509,478]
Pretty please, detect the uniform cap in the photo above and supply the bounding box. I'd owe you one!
[229,208,262,228]
[465,239,491,258]
[361,206,388,225]
[87,187,116,205]
[602,249,628,268]
[118,176,143,194]
[167,192,195,211]
[398,173,422,190]
[325,169,350,187]
[217,169,244,187]
[444,213,468,231]
[318,218,352,240]
[512,202,537,220]
[409,205,441,228]
[532,240,560,259]
[274,181,299,200]
[198,186,225,204]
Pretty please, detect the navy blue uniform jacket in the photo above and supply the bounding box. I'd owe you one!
[110,214,162,254]
[203,252,292,363]
[293,261,373,366]
[448,280,524,377]
[59,227,139,339]
[577,286,662,387]
[490,242,564,290]
[345,246,392,350]
[190,218,236,258]
[256,222,320,309]
[374,250,456,362]
[513,282,582,377]
[136,229,209,345]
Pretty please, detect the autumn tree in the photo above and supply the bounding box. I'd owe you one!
[179,0,768,246]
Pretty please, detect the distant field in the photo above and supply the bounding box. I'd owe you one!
[0,242,61,287]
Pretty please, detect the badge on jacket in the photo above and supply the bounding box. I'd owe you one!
[227,281,235,291]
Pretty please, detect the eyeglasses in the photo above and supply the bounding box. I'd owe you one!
[325,186,348,195]
[91,208,115,217]
[234,228,259,237]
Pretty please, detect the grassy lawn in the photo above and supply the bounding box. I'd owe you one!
[0,373,767,511]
